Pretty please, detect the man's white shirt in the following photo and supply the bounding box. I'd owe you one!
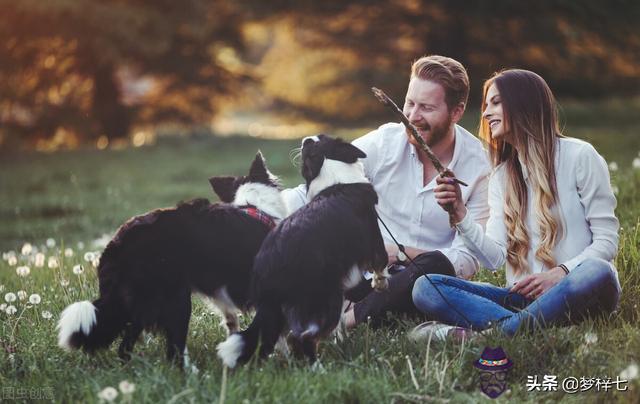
[282,122,491,278]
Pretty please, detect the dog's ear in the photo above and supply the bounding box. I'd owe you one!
[248,151,271,183]
[327,142,367,163]
[209,176,236,203]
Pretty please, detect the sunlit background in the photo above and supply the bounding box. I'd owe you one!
[1,0,639,152]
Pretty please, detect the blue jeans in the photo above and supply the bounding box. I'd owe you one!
[412,258,620,336]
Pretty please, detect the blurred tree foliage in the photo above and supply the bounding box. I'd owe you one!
[1,0,639,142]
[0,0,248,142]
[244,0,640,123]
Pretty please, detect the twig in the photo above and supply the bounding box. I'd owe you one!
[371,87,468,187]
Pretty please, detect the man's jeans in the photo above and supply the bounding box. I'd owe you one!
[412,258,620,335]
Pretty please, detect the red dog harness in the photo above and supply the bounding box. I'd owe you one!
[238,206,277,229]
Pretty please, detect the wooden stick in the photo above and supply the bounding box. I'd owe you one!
[371,87,468,187]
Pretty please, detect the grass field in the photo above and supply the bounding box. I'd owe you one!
[1,106,640,402]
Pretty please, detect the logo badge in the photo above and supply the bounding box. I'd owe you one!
[474,346,513,398]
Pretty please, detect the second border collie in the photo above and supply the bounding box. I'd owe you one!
[218,135,389,367]
[57,152,287,365]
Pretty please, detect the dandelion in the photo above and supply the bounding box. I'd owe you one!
[16,266,31,277]
[41,310,53,320]
[77,241,85,250]
[84,252,95,262]
[633,157,640,170]
[72,265,84,275]
[35,253,46,267]
[118,380,136,394]
[29,294,41,305]
[97,386,118,402]
[17,290,27,300]
[5,305,17,315]
[46,238,56,248]
[8,255,17,266]
[21,243,33,256]
[92,258,100,267]
[5,292,17,303]
[608,161,618,171]
[584,332,598,345]
[0,303,6,311]
[48,256,59,269]
[60,279,70,287]
[620,363,639,380]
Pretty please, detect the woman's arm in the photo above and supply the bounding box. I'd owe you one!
[561,144,619,271]
[434,170,507,270]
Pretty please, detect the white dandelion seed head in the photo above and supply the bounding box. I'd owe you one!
[632,157,640,170]
[73,265,84,275]
[64,248,74,257]
[608,161,618,172]
[118,380,136,394]
[34,253,45,267]
[47,257,59,269]
[8,256,18,266]
[97,386,118,402]
[60,279,70,287]
[42,310,53,319]
[4,292,17,303]
[5,305,17,315]
[16,266,31,277]
[584,332,598,345]
[0,303,6,311]
[29,294,41,305]
[620,363,639,380]
[46,238,56,248]
[92,258,100,267]
[17,290,27,300]
[21,243,33,256]
[84,252,95,262]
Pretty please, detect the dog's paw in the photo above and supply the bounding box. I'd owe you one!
[371,274,389,291]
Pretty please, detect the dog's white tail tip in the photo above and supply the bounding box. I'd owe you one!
[57,301,97,350]
[216,334,244,368]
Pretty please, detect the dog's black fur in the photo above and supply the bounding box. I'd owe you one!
[57,153,286,365]
[217,135,388,367]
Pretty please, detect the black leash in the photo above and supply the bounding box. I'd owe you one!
[375,210,477,329]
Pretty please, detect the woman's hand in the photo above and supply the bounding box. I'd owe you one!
[434,174,467,224]
[510,267,567,299]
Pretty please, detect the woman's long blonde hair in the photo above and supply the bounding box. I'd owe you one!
[479,69,564,275]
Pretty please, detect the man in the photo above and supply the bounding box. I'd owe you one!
[282,55,490,328]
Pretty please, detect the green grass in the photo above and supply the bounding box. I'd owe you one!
[1,119,640,402]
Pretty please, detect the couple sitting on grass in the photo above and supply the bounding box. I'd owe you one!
[283,55,620,340]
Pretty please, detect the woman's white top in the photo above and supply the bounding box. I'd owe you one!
[455,137,619,287]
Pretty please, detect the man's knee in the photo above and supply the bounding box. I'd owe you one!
[410,251,455,277]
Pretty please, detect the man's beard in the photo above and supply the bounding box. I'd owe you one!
[406,115,453,148]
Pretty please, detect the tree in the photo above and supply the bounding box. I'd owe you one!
[0,0,250,142]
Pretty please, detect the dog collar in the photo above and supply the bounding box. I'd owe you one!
[238,205,277,229]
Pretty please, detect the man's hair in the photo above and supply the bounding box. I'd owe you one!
[410,55,470,110]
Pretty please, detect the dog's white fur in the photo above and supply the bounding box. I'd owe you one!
[307,159,368,201]
[233,183,287,222]
[57,301,97,350]
[217,334,244,368]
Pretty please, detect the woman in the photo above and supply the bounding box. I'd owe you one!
[411,69,620,338]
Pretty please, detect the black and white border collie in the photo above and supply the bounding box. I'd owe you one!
[217,135,389,367]
[57,152,287,365]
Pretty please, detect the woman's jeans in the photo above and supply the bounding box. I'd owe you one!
[412,258,620,336]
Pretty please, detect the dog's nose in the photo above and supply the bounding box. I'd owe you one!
[301,135,319,147]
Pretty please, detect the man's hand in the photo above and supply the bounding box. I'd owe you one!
[384,244,425,266]
[510,267,567,299]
